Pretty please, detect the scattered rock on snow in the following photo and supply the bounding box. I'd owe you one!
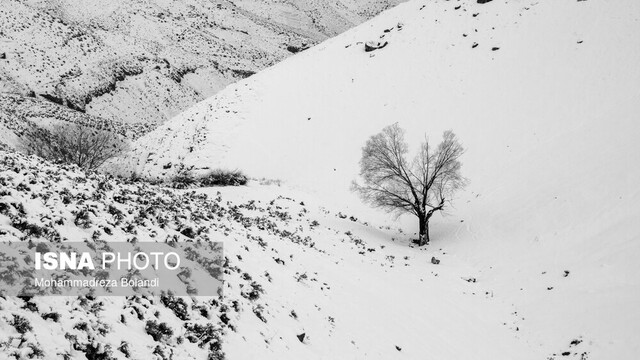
[297,333,306,343]
[365,41,389,52]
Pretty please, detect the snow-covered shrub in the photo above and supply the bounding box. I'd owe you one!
[21,123,129,172]
[160,292,189,320]
[184,323,222,348]
[42,312,61,322]
[117,341,130,358]
[199,169,248,187]
[169,170,197,189]
[241,281,264,301]
[74,209,92,228]
[170,169,248,188]
[145,320,174,342]
[10,314,33,334]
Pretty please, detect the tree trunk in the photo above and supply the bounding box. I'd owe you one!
[418,209,438,246]
[418,215,429,246]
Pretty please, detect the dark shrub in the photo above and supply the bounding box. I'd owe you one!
[11,314,33,334]
[145,320,173,342]
[200,169,248,187]
[21,123,129,172]
[185,323,222,348]
[170,171,196,189]
[74,209,92,228]
[160,292,189,320]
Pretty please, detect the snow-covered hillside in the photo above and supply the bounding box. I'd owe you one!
[0,0,403,131]
[109,0,640,358]
[0,93,147,153]
[1,148,545,359]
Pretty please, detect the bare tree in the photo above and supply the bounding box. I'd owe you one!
[22,122,128,172]
[352,123,466,246]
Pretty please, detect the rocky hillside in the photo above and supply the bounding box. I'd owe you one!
[0,93,150,155]
[0,0,403,134]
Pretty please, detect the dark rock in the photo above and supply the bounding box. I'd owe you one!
[297,333,306,343]
[365,41,388,52]
[395,345,402,351]
[231,68,256,78]
[477,0,493,3]
[570,339,582,346]
[180,227,196,238]
[287,43,309,54]
[431,257,440,265]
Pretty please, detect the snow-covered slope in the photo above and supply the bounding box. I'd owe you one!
[0,0,403,130]
[0,149,541,359]
[111,0,640,358]
[0,93,145,152]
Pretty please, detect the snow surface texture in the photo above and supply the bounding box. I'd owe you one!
[0,93,146,153]
[109,0,640,358]
[0,0,403,131]
[0,149,543,359]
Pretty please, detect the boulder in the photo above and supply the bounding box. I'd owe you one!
[297,333,306,343]
[365,41,389,52]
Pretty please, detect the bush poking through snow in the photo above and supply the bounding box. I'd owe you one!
[170,170,197,189]
[74,209,92,228]
[185,323,223,349]
[145,320,174,342]
[21,123,129,172]
[241,281,264,301]
[42,312,61,322]
[118,341,130,358]
[10,314,33,334]
[170,169,248,189]
[200,169,248,187]
[160,292,190,320]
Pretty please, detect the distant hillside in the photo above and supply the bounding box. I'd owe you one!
[0,0,403,132]
[0,93,148,153]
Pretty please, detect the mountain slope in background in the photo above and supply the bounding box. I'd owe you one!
[0,0,403,133]
[110,0,640,358]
